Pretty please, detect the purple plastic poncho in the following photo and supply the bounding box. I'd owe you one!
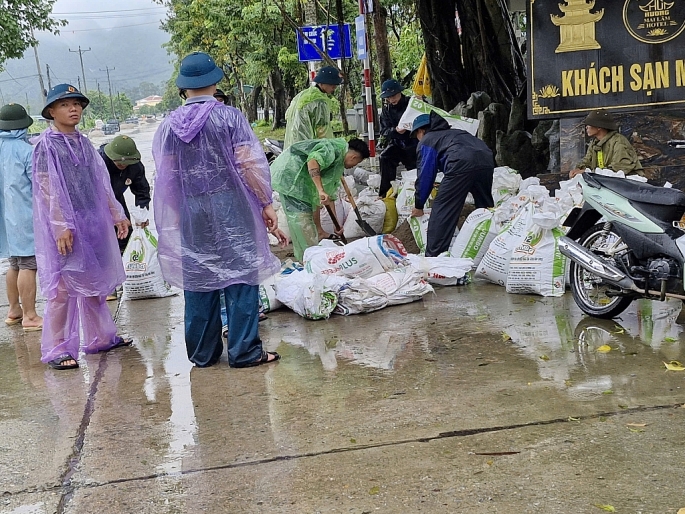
[152,99,280,292]
[32,129,127,299]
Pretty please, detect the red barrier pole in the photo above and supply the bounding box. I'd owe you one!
[359,0,376,166]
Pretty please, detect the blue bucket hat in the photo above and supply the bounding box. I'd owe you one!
[380,79,403,99]
[411,113,431,136]
[42,84,90,120]
[313,66,343,85]
[176,52,224,90]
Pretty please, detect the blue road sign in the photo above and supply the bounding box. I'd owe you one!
[355,15,367,60]
[296,24,352,62]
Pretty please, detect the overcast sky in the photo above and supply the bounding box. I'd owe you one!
[51,0,168,32]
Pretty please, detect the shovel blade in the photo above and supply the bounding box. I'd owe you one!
[356,219,377,236]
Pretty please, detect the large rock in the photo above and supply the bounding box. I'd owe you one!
[496,130,535,178]
[478,103,509,153]
[449,101,468,118]
[532,120,553,173]
[545,120,561,172]
[507,97,526,134]
[464,91,492,119]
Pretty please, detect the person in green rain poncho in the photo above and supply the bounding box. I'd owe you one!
[284,66,342,150]
[271,138,370,261]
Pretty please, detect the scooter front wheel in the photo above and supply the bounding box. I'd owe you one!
[570,224,634,319]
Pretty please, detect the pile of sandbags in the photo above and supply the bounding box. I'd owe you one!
[272,236,435,319]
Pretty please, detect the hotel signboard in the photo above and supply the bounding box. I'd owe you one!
[528,0,685,119]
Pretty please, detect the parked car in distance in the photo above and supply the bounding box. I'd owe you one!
[124,117,139,124]
[102,119,120,135]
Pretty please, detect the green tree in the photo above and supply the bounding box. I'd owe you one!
[0,0,65,67]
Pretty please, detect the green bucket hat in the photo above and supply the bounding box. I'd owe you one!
[0,103,33,131]
[104,135,141,164]
[583,109,618,131]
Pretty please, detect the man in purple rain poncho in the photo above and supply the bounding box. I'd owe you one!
[152,52,287,368]
[33,84,133,370]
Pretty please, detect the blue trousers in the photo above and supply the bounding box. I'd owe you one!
[184,283,262,367]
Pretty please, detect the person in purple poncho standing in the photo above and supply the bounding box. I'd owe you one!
[152,52,287,368]
[32,84,133,370]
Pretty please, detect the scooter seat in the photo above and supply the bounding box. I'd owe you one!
[588,174,685,207]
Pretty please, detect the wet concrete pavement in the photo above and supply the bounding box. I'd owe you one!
[1,122,685,513]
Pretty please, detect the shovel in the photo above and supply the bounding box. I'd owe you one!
[324,204,348,245]
[340,178,377,237]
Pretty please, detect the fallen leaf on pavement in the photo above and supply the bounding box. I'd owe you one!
[597,345,612,353]
[612,326,625,334]
[626,423,647,427]
[502,332,512,342]
[595,503,616,512]
[664,360,685,371]
[664,336,678,343]
[602,390,614,395]
[568,416,580,422]
[539,355,550,361]
[369,486,380,495]
[594,505,616,512]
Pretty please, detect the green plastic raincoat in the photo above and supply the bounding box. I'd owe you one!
[284,86,335,149]
[271,138,348,261]
[576,130,644,176]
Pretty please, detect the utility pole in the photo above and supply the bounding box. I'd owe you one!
[77,76,81,91]
[46,64,52,89]
[31,29,47,102]
[100,66,116,119]
[69,46,91,93]
[25,93,31,115]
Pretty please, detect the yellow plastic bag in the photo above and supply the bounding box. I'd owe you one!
[413,54,431,98]
[381,192,399,234]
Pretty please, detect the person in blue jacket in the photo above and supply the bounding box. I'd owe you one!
[410,112,494,257]
[0,103,43,331]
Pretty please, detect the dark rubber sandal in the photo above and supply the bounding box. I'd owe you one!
[48,354,79,370]
[109,337,133,350]
[232,351,280,368]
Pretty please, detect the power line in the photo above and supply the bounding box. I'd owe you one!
[53,7,166,14]
[0,73,39,85]
[61,21,161,32]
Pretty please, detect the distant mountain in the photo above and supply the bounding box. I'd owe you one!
[0,23,175,113]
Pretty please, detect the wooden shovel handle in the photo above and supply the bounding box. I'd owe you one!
[340,177,359,210]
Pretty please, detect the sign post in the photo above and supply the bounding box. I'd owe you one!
[355,8,376,166]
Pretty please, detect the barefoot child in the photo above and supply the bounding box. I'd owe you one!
[32,84,132,370]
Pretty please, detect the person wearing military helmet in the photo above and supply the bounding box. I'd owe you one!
[284,65,344,240]
[569,109,643,178]
[32,84,132,370]
[213,88,230,105]
[378,79,417,198]
[98,135,151,253]
[0,103,43,332]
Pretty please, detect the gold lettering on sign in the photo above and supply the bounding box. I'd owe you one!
[550,0,605,53]
[561,65,624,96]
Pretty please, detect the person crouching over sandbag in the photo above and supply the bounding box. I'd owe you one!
[410,112,494,257]
[271,138,370,262]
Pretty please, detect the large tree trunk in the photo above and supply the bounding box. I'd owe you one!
[372,0,392,83]
[247,84,262,123]
[269,69,287,130]
[416,0,470,110]
[456,0,526,104]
